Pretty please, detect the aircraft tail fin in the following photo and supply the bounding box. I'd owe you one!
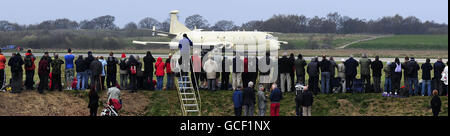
[170,10,191,34]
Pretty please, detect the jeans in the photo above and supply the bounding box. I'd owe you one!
[408,78,419,96]
[280,73,291,92]
[25,70,35,89]
[77,71,86,90]
[207,79,216,91]
[242,105,254,116]
[321,72,330,94]
[234,107,242,116]
[422,80,432,96]
[120,74,128,90]
[384,77,392,93]
[166,73,174,90]
[85,70,92,89]
[157,76,164,90]
[107,73,117,88]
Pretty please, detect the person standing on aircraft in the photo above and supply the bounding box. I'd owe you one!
[179,34,193,73]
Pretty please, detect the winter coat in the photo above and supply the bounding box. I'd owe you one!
[307,60,319,77]
[24,53,36,70]
[302,90,314,107]
[75,58,86,72]
[431,95,441,113]
[295,58,307,76]
[257,91,267,110]
[205,59,218,79]
[119,58,128,75]
[371,60,383,77]
[90,60,103,77]
[51,58,64,75]
[155,57,165,77]
[88,91,99,109]
[279,56,292,74]
[434,61,445,79]
[143,53,156,73]
[359,57,371,76]
[344,58,359,77]
[233,90,243,108]
[8,54,24,73]
[338,63,346,79]
[329,60,337,77]
[421,63,433,80]
[406,60,420,78]
[84,55,95,70]
[270,88,283,103]
[165,57,173,74]
[318,59,331,73]
[242,87,256,105]
[0,53,5,70]
[383,64,392,78]
[107,56,119,75]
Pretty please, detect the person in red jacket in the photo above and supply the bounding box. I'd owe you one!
[165,54,174,90]
[155,57,165,90]
[24,49,37,90]
[0,49,6,88]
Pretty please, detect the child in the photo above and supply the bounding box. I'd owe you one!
[232,86,243,116]
[431,90,442,116]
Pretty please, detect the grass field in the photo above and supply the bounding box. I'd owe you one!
[348,35,448,50]
[273,33,375,49]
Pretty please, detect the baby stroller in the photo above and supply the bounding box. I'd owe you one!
[101,97,122,116]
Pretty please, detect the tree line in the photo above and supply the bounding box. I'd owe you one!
[0,13,447,34]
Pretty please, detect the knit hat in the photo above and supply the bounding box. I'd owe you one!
[121,53,126,58]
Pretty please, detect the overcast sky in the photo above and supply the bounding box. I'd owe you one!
[1,0,448,27]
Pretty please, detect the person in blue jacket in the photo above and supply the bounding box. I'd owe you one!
[232,86,243,116]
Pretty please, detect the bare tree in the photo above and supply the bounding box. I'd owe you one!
[185,14,209,30]
[211,20,235,31]
[139,17,161,29]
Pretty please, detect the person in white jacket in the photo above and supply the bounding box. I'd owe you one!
[205,55,218,91]
[441,61,448,96]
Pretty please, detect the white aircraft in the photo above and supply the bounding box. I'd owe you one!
[132,10,287,54]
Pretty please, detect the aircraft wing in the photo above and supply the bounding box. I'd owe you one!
[141,26,177,37]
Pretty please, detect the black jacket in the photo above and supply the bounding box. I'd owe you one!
[434,61,445,79]
[85,55,95,70]
[302,90,314,107]
[279,56,291,74]
[75,58,86,72]
[344,58,359,77]
[242,87,256,105]
[107,56,118,74]
[90,60,103,76]
[318,59,331,72]
[88,92,99,108]
[8,54,24,73]
[406,60,420,78]
[421,63,433,80]
[431,95,441,113]
[371,60,383,77]
[307,60,319,77]
[143,53,156,73]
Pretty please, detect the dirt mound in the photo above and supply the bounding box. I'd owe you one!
[0,91,89,116]
[102,91,151,116]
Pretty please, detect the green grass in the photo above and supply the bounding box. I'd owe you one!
[348,35,448,50]
[274,33,374,49]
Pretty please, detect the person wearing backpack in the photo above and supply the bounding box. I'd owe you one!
[0,49,6,89]
[8,52,24,93]
[391,58,403,94]
[24,49,36,90]
[64,48,75,90]
[127,55,138,92]
[75,55,87,90]
[106,52,119,88]
[50,54,64,91]
[38,53,51,93]
[155,57,165,91]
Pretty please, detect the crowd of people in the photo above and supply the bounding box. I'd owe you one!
[0,43,448,116]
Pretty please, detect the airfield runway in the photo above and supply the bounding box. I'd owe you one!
[3,52,447,63]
